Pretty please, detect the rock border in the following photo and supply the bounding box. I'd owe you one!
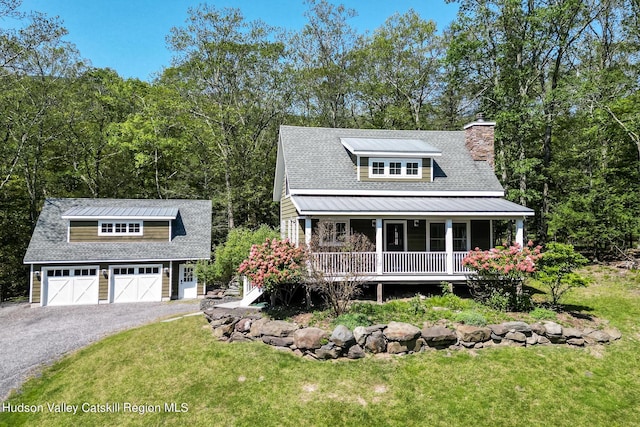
[203,310,621,360]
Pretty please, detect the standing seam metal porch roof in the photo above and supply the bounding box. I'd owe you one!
[291,195,535,216]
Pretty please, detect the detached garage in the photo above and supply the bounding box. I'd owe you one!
[24,198,212,307]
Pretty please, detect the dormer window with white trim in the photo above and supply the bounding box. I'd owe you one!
[368,158,423,179]
[98,220,143,236]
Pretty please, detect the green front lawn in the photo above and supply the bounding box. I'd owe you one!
[2,266,640,427]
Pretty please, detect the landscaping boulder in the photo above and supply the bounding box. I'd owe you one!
[537,335,551,345]
[530,323,546,336]
[604,328,622,341]
[249,317,270,337]
[387,339,420,354]
[260,320,298,337]
[331,325,355,348]
[567,338,585,346]
[235,318,253,333]
[365,324,386,334]
[353,326,368,346]
[384,321,421,342]
[585,330,611,343]
[505,331,527,343]
[262,335,294,347]
[365,330,387,353]
[212,323,234,339]
[543,321,563,337]
[488,324,508,337]
[503,321,532,335]
[421,326,458,348]
[562,328,583,339]
[456,324,491,343]
[316,343,341,360]
[347,344,366,359]
[293,327,328,350]
[229,332,252,343]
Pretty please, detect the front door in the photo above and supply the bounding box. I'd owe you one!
[385,222,406,252]
[179,264,197,299]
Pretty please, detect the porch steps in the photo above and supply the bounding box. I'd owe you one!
[214,277,263,309]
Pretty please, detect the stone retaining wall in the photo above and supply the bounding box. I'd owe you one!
[203,309,621,360]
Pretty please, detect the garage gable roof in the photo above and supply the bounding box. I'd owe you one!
[24,198,212,264]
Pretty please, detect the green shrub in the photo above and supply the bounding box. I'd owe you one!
[210,226,279,285]
[332,312,372,329]
[535,242,589,307]
[425,293,470,311]
[529,307,557,321]
[453,310,487,326]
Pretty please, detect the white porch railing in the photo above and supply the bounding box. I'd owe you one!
[453,252,472,274]
[311,251,469,276]
[311,252,378,275]
[383,252,447,274]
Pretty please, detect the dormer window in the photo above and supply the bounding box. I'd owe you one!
[99,220,143,236]
[368,158,423,179]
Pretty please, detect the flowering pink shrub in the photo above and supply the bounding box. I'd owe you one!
[462,241,543,311]
[237,238,308,294]
[462,241,542,277]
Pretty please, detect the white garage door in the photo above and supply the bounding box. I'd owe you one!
[111,265,163,303]
[44,267,99,306]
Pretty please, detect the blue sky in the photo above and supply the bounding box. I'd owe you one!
[5,1,459,81]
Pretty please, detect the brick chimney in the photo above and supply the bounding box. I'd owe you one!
[464,113,496,168]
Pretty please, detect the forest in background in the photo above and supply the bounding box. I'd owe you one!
[1,0,639,300]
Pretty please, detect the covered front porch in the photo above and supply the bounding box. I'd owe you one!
[303,217,526,281]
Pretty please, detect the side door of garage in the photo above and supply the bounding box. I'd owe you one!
[110,265,163,303]
[43,267,99,306]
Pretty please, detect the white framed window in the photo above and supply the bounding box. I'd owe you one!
[453,222,469,251]
[368,158,422,179]
[99,220,143,236]
[320,221,348,246]
[372,161,385,175]
[429,223,446,252]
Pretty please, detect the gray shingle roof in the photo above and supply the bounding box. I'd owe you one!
[279,125,503,193]
[24,198,212,264]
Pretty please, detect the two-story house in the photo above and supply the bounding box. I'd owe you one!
[23,198,212,306]
[273,119,534,296]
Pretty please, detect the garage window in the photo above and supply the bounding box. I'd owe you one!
[113,267,159,275]
[47,269,70,277]
[74,268,96,276]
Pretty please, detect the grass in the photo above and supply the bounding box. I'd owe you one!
[1,266,640,426]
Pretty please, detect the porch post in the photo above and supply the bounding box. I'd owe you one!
[445,219,453,275]
[305,218,312,246]
[376,218,383,275]
[515,218,524,247]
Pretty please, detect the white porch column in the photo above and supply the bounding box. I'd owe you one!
[376,218,383,275]
[515,219,524,247]
[445,219,453,275]
[304,218,312,246]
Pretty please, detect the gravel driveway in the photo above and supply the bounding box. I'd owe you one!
[0,300,201,401]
